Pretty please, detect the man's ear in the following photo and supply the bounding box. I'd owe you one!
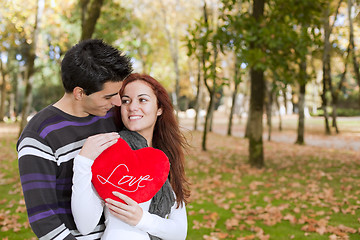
[73,87,85,100]
[157,108,163,116]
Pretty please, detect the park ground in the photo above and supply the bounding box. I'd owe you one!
[179,112,360,151]
[0,114,359,239]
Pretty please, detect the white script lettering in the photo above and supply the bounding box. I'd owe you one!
[97,164,153,192]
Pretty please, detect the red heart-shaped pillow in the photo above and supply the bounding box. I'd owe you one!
[91,138,169,203]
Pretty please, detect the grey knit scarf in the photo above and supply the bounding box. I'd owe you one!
[119,129,175,240]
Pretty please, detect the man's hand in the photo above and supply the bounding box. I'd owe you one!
[79,132,120,160]
[105,192,143,226]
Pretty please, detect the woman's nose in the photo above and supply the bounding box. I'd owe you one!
[128,100,139,111]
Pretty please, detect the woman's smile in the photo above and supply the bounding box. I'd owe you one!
[129,115,143,120]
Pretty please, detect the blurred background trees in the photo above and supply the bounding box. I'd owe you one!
[1,0,360,168]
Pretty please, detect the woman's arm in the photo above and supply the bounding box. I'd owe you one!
[71,133,119,234]
[71,154,104,235]
[105,190,187,240]
[136,201,187,240]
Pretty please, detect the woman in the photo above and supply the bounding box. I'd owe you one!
[71,73,190,240]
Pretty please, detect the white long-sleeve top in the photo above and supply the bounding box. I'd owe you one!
[71,155,187,240]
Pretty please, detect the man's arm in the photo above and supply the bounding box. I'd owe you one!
[18,132,77,240]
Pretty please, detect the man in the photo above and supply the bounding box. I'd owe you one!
[17,39,133,239]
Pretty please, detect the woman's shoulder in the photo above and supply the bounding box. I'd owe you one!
[119,129,148,150]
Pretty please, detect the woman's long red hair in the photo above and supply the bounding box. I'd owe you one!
[113,73,190,207]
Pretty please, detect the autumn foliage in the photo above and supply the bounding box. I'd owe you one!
[0,124,359,240]
[185,131,359,240]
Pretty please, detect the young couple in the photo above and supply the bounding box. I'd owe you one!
[17,39,190,240]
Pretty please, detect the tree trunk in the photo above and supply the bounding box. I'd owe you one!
[282,84,288,115]
[19,0,43,135]
[296,25,308,145]
[160,0,181,117]
[9,93,15,121]
[194,60,202,131]
[209,108,214,132]
[202,89,215,151]
[248,0,265,168]
[332,44,350,133]
[227,57,240,136]
[321,64,331,135]
[228,82,239,136]
[347,0,360,106]
[265,79,273,141]
[203,42,218,145]
[0,55,6,122]
[245,113,250,138]
[201,1,220,150]
[321,0,343,134]
[19,45,36,134]
[248,68,265,168]
[321,5,332,135]
[201,44,209,150]
[296,82,306,144]
[13,71,20,119]
[80,0,104,40]
[275,94,282,131]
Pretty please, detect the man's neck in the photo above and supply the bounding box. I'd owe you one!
[53,94,89,117]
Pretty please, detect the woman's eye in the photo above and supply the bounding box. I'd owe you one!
[140,98,148,102]
[121,99,130,104]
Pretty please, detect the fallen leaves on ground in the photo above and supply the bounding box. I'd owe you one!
[0,136,31,236]
[1,125,360,239]
[186,131,360,239]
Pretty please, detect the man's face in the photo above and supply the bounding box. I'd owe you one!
[81,81,123,116]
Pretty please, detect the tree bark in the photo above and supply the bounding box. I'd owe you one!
[248,0,265,168]
[80,0,104,40]
[194,60,202,131]
[249,68,265,168]
[296,25,308,144]
[0,54,7,122]
[296,81,306,144]
[19,43,36,134]
[265,79,273,141]
[202,42,218,150]
[332,44,350,133]
[227,57,240,136]
[282,84,288,115]
[321,5,332,135]
[275,94,282,131]
[159,0,181,118]
[19,0,42,135]
[201,1,219,151]
[347,0,360,107]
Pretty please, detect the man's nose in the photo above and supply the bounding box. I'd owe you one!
[112,94,122,107]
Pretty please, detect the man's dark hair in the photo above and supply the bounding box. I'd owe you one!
[61,39,133,95]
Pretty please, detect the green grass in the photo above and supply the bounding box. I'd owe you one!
[311,108,360,117]
[0,122,359,240]
[0,137,36,240]
[185,131,360,240]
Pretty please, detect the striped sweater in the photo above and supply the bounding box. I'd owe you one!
[17,105,117,240]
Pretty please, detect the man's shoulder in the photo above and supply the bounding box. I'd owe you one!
[17,106,58,144]
[22,105,59,131]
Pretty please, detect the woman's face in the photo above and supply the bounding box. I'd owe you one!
[120,80,162,140]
